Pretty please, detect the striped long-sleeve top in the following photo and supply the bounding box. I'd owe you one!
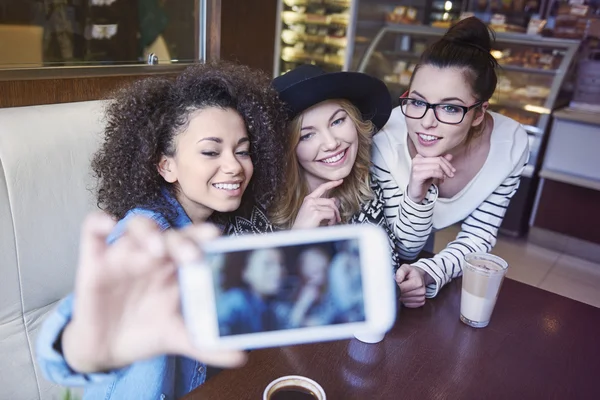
[371,108,530,297]
[225,173,433,270]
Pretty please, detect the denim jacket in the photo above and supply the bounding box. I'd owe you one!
[36,191,217,400]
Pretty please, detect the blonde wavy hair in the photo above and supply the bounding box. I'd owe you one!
[270,99,374,229]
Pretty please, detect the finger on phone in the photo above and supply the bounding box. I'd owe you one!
[307,179,343,198]
[175,332,248,368]
[193,349,248,369]
[165,230,201,265]
[127,216,165,258]
[79,211,116,265]
[184,223,221,246]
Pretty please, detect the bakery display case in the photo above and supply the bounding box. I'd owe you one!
[351,0,466,70]
[273,0,357,75]
[273,0,469,76]
[356,23,580,236]
[357,24,579,173]
[466,0,547,31]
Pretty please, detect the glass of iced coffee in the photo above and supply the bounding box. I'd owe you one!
[460,253,508,328]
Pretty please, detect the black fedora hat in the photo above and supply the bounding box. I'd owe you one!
[272,65,392,132]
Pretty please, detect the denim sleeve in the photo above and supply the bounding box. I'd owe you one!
[37,208,169,387]
[35,294,126,386]
[107,208,171,244]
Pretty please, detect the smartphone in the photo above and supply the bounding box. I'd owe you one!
[178,224,396,350]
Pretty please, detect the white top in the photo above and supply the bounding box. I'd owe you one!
[372,107,530,297]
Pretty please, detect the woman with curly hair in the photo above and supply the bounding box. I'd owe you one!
[230,65,437,271]
[35,61,288,400]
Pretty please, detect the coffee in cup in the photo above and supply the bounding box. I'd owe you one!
[263,375,326,400]
[460,253,508,328]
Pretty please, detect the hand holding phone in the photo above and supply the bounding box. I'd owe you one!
[179,224,397,351]
[61,212,247,374]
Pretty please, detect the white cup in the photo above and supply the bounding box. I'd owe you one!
[460,253,509,328]
[263,375,326,400]
[353,331,385,344]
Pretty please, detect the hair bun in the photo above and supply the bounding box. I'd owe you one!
[444,17,494,53]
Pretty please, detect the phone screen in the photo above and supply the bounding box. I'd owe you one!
[206,239,365,337]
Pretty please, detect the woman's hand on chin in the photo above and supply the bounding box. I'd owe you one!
[407,154,455,203]
[292,179,343,229]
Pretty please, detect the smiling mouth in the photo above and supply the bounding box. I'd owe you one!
[212,182,241,190]
[319,149,347,164]
[417,133,441,142]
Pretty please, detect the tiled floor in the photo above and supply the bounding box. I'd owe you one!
[434,225,600,308]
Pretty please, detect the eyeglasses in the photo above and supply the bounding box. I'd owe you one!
[399,98,483,125]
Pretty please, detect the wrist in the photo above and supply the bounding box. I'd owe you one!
[62,321,111,374]
[413,266,434,285]
[406,188,425,204]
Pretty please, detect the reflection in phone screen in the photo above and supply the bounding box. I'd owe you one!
[207,239,365,337]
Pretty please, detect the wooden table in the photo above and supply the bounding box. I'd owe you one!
[186,278,600,399]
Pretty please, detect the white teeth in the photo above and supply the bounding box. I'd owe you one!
[322,150,345,164]
[213,183,240,190]
[419,134,439,142]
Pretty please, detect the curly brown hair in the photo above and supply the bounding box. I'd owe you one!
[92,61,289,223]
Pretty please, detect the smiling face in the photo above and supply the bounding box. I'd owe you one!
[158,107,253,223]
[299,248,330,287]
[406,65,488,157]
[294,100,359,191]
[243,249,285,297]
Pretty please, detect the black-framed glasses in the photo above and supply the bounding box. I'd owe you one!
[399,98,483,125]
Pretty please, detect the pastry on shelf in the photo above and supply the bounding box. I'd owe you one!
[284,0,351,7]
[496,76,513,93]
[494,108,538,126]
[385,6,419,25]
[489,23,526,33]
[431,20,452,28]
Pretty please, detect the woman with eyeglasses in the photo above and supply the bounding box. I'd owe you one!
[372,17,529,307]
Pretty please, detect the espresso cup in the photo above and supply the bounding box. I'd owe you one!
[263,375,326,400]
[460,253,508,328]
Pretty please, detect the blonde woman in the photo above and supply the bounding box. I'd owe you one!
[230,65,439,268]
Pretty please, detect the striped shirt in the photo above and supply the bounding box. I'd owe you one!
[371,167,438,261]
[372,108,530,297]
[225,174,422,270]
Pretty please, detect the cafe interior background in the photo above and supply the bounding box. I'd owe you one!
[0,0,599,397]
